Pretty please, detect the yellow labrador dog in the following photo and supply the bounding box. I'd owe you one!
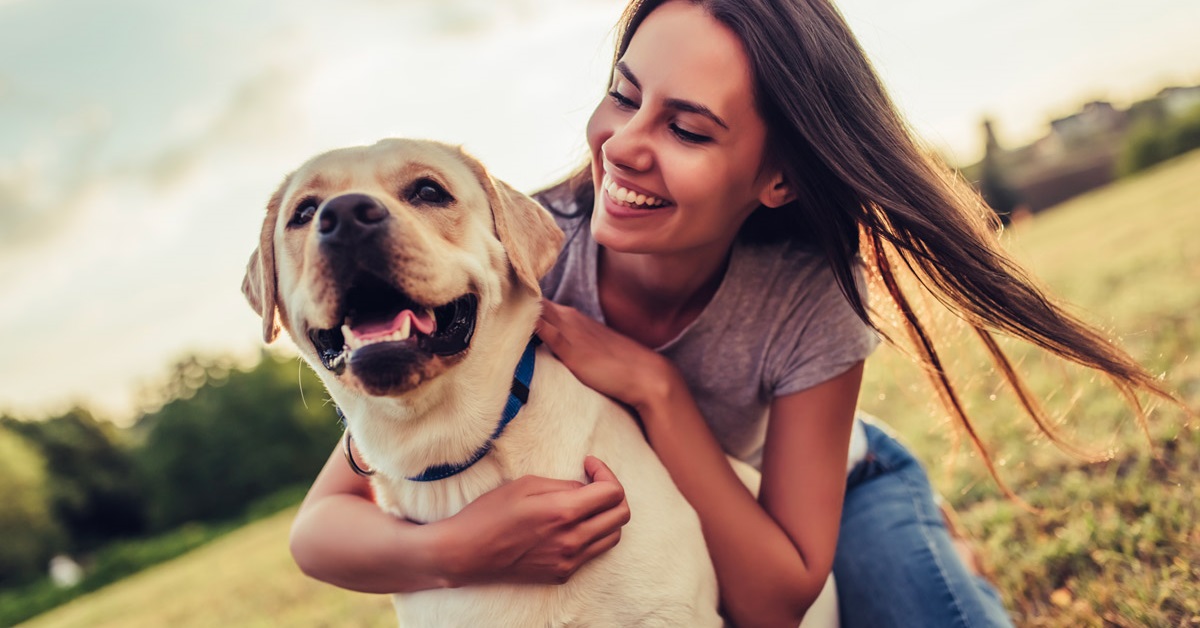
[242,139,838,627]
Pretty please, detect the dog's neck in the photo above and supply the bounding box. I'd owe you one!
[340,288,544,485]
[405,336,538,482]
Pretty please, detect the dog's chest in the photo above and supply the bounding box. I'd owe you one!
[373,456,512,523]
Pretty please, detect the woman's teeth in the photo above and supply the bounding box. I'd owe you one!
[604,177,667,209]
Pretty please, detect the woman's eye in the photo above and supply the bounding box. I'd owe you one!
[409,179,452,205]
[608,90,638,109]
[670,124,712,144]
[289,198,320,226]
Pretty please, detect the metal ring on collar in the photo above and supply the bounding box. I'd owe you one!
[342,431,375,477]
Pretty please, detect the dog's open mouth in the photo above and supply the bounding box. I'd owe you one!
[307,274,477,373]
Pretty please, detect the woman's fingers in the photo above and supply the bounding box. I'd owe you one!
[534,316,566,354]
[447,461,630,585]
[517,474,586,496]
[537,302,578,359]
[584,455,617,483]
[540,461,630,583]
[548,528,624,584]
[570,490,631,550]
[540,298,563,320]
[532,458,626,525]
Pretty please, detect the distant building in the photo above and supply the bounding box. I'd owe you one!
[966,84,1199,214]
[1158,85,1200,117]
[1046,100,1127,150]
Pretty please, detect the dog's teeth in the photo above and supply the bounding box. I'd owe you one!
[398,316,411,340]
[341,324,362,351]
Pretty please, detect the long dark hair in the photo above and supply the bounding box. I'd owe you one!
[542,0,1181,497]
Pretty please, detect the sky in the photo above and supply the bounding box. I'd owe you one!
[2,0,1198,423]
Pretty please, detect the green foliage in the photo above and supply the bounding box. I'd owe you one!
[1119,105,1200,175]
[0,350,338,617]
[0,485,308,627]
[2,408,147,552]
[0,428,62,586]
[134,352,341,531]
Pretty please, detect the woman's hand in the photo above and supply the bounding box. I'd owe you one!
[438,456,631,586]
[537,300,680,414]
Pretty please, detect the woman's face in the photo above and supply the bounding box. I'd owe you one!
[586,0,787,258]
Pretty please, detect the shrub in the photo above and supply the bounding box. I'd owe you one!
[0,427,62,586]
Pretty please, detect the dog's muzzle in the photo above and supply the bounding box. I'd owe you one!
[306,193,478,383]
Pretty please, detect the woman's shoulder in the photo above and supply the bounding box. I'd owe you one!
[730,239,872,336]
[735,238,836,293]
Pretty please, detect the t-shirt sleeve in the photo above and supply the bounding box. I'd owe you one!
[768,262,880,397]
[534,191,580,298]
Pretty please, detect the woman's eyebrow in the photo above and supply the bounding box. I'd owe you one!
[616,61,729,130]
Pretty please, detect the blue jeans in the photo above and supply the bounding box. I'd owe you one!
[833,421,1013,627]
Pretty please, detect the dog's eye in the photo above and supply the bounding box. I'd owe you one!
[409,179,453,206]
[289,197,320,227]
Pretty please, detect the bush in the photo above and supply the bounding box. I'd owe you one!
[134,352,341,530]
[1120,105,1200,175]
[2,409,147,552]
[0,427,62,586]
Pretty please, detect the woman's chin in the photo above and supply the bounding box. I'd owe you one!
[590,211,665,255]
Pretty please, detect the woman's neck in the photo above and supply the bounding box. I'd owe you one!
[596,243,733,349]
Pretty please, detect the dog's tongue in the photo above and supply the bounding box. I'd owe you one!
[349,309,436,341]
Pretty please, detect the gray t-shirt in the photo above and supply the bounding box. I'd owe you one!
[539,201,879,470]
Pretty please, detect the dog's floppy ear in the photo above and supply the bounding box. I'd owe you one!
[242,177,288,343]
[481,173,564,294]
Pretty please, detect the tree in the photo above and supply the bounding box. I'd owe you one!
[1120,104,1200,175]
[0,427,62,585]
[2,409,147,552]
[135,352,342,530]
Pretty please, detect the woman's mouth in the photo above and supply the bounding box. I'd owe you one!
[602,176,670,209]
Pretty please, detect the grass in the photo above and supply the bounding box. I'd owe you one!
[18,151,1200,627]
[18,507,393,628]
[0,487,321,627]
[859,150,1200,626]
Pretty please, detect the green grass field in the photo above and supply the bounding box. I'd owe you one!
[21,151,1200,627]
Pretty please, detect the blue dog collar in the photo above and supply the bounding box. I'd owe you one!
[336,337,540,482]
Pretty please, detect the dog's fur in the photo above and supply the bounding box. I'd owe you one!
[243,139,723,626]
[243,138,839,627]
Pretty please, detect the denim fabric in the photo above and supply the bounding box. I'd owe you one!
[833,421,1013,628]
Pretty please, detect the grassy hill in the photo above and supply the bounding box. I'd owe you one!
[20,507,394,628]
[21,151,1200,627]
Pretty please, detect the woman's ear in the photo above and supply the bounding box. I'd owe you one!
[758,170,796,208]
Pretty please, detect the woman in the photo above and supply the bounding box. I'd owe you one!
[290,1,1174,626]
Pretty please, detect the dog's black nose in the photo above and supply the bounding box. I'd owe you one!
[317,193,389,245]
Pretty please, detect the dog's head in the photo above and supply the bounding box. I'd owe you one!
[242,139,563,398]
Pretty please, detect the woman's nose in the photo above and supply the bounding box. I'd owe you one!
[603,117,653,174]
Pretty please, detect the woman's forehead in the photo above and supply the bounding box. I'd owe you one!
[622,1,758,122]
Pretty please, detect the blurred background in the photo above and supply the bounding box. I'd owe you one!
[1,0,1198,626]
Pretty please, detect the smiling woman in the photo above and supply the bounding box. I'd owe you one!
[284,1,1190,627]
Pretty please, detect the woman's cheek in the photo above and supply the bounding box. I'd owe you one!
[585,104,610,157]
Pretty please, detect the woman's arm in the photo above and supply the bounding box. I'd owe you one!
[648,366,861,627]
[290,441,632,593]
[539,301,861,628]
